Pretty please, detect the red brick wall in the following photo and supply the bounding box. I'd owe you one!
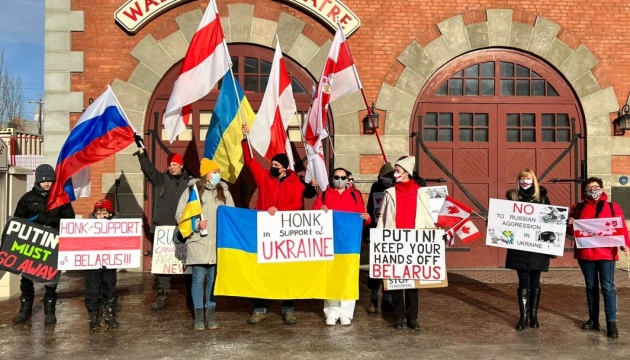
[612,156,630,174]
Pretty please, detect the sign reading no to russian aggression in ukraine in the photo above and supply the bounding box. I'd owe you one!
[58,219,142,270]
[369,228,446,281]
[486,198,568,257]
[151,226,191,274]
[0,218,60,283]
[257,210,334,263]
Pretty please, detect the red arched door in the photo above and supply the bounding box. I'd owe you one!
[413,49,585,268]
[141,45,319,270]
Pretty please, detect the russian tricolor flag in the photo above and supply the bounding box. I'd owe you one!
[47,85,135,210]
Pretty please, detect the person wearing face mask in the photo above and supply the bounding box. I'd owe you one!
[567,177,629,338]
[12,164,75,325]
[505,168,551,331]
[313,168,371,325]
[377,156,435,330]
[365,163,396,314]
[135,136,193,310]
[176,158,234,331]
[241,126,311,325]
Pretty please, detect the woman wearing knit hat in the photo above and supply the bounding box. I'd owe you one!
[175,158,234,331]
[376,156,435,330]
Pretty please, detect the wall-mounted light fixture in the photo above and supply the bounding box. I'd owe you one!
[362,103,379,134]
[614,104,630,135]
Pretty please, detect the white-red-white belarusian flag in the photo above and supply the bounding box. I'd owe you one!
[249,41,296,169]
[573,217,626,248]
[163,0,230,143]
[435,196,473,228]
[303,22,362,190]
[455,218,482,243]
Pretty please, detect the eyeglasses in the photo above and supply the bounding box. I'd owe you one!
[333,175,347,180]
[348,178,354,182]
[585,186,601,190]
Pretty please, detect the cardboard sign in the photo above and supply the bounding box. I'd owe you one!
[425,186,448,223]
[573,217,626,249]
[486,199,568,256]
[257,210,334,263]
[369,228,446,281]
[0,218,60,283]
[151,226,191,274]
[58,219,142,270]
[383,276,449,290]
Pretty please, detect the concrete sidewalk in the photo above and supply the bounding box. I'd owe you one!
[0,269,629,359]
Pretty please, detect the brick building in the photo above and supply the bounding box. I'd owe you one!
[44,0,630,268]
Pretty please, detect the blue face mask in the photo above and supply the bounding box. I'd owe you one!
[210,173,221,186]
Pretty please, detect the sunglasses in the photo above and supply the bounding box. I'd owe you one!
[333,175,347,180]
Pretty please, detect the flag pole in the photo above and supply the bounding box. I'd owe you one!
[335,20,387,164]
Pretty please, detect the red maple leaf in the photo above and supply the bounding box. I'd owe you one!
[447,205,460,214]
[605,222,611,226]
[461,226,470,234]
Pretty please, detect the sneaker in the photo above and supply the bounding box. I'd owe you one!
[325,317,337,326]
[394,319,404,330]
[282,311,297,325]
[247,311,266,325]
[340,317,351,326]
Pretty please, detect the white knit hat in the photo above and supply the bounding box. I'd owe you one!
[395,156,415,174]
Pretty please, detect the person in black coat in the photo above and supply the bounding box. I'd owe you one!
[505,168,551,330]
[12,164,75,325]
[136,136,192,310]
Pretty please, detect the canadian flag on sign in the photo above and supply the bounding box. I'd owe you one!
[436,196,473,228]
[455,218,482,243]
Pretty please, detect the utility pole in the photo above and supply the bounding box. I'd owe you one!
[28,97,44,135]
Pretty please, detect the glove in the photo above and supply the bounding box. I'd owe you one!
[134,133,144,148]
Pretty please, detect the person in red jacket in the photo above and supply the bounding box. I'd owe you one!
[313,167,370,326]
[567,177,629,338]
[241,125,315,325]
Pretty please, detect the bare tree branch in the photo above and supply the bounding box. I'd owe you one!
[0,49,26,128]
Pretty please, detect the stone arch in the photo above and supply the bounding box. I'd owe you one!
[372,8,620,185]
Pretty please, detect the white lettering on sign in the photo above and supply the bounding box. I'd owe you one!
[280,0,361,36]
[114,0,193,33]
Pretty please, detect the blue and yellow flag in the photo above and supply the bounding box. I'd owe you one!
[178,187,202,238]
[204,71,255,183]
[214,206,363,300]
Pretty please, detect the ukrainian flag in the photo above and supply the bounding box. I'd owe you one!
[215,206,362,300]
[178,187,202,238]
[204,71,255,183]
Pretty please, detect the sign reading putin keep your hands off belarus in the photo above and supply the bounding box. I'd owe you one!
[486,199,568,257]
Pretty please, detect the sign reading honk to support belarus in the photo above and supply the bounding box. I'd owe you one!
[257,210,334,263]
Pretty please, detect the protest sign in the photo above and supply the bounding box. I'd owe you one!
[424,186,448,223]
[257,210,334,263]
[151,226,191,274]
[369,228,446,281]
[58,219,142,270]
[486,198,568,256]
[383,276,449,290]
[0,218,60,283]
[573,217,626,249]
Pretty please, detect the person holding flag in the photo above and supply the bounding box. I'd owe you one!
[12,164,75,325]
[376,156,434,330]
[176,158,234,331]
[505,168,552,331]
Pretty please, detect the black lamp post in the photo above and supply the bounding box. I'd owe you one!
[614,104,630,135]
[362,103,379,134]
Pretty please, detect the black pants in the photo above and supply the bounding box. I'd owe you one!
[391,289,418,321]
[516,270,541,289]
[20,276,57,300]
[85,269,117,312]
[156,274,171,293]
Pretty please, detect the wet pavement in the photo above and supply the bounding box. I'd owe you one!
[1,269,629,359]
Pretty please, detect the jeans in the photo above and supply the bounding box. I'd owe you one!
[191,265,217,310]
[516,270,541,289]
[578,259,617,322]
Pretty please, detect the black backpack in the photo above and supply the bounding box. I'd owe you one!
[573,201,614,219]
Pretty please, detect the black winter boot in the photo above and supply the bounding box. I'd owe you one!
[103,300,119,328]
[529,288,541,328]
[44,298,57,325]
[88,311,100,330]
[152,290,167,310]
[515,289,529,330]
[194,309,205,331]
[581,318,600,331]
[607,321,618,338]
[12,296,34,323]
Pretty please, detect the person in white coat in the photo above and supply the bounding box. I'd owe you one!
[376,156,435,330]
[176,158,234,331]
